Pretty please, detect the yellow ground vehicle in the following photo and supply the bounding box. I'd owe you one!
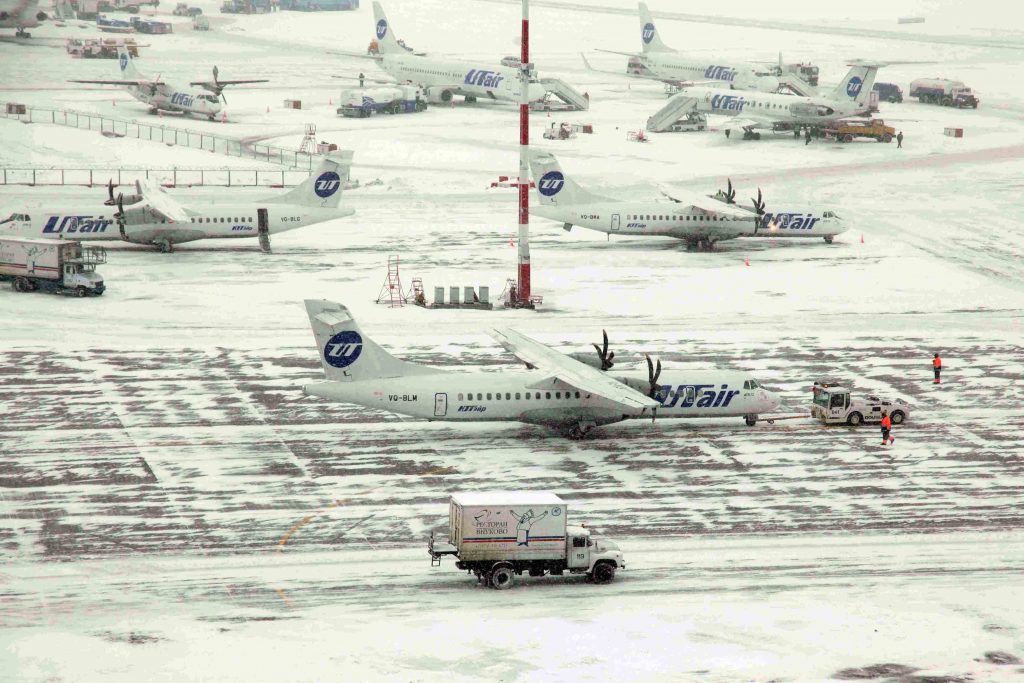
[824,118,896,143]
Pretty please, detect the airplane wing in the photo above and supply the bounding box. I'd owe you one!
[69,79,160,86]
[594,48,639,58]
[581,53,672,83]
[328,50,383,61]
[331,74,395,85]
[490,328,660,413]
[656,184,755,218]
[128,179,193,223]
[715,116,767,130]
[190,79,268,89]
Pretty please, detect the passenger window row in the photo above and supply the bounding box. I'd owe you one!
[458,391,584,401]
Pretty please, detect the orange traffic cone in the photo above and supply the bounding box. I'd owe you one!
[860,234,865,244]
[744,257,750,267]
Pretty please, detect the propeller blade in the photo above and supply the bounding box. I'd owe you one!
[726,178,735,203]
[104,178,114,205]
[645,354,662,398]
[602,329,609,358]
[213,65,219,86]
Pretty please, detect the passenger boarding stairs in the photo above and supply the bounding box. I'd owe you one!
[538,78,590,111]
[646,94,699,132]
[777,75,816,97]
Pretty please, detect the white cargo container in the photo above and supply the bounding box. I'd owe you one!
[428,491,625,589]
[0,236,106,296]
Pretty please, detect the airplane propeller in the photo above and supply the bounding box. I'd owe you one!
[114,192,128,240]
[592,329,615,371]
[645,354,662,399]
[104,178,115,206]
[750,188,768,234]
[719,178,736,204]
[212,65,227,104]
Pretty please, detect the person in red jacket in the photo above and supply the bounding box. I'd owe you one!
[880,411,894,446]
[933,352,942,384]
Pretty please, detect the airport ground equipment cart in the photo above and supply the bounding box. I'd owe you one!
[811,386,910,426]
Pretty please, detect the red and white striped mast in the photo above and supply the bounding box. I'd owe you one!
[516,0,532,307]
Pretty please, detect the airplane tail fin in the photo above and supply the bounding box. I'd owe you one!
[304,300,436,382]
[270,152,353,208]
[830,63,879,107]
[116,46,142,79]
[371,1,403,55]
[529,151,606,206]
[638,2,670,53]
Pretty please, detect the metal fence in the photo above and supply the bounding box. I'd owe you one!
[1,104,315,170]
[0,167,311,187]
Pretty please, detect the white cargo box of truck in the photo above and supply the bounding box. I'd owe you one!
[429,491,625,589]
[450,491,568,562]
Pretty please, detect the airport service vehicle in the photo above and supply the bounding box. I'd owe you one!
[529,152,846,250]
[96,15,134,32]
[1,155,354,253]
[337,85,425,117]
[173,3,202,16]
[129,16,171,33]
[303,301,780,438]
[823,118,895,143]
[909,78,978,108]
[70,47,267,120]
[192,14,208,30]
[873,82,903,103]
[810,386,911,426]
[66,37,140,58]
[647,62,884,137]
[428,492,625,589]
[0,236,106,296]
[345,2,588,110]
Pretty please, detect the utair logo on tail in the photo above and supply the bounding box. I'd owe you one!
[846,76,863,98]
[376,19,388,40]
[538,171,565,197]
[324,331,363,368]
[641,22,655,44]
[314,171,342,198]
[119,53,128,71]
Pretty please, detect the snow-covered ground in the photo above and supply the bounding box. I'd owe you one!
[1,1,1023,681]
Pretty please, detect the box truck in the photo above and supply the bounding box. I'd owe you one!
[0,236,106,296]
[428,492,625,589]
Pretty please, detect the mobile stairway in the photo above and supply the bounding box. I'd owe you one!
[536,78,590,111]
[646,93,700,132]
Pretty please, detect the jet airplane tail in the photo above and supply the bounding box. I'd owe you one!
[528,152,606,206]
[638,2,671,54]
[271,152,354,209]
[371,1,403,55]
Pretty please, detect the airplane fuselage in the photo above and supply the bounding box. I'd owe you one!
[379,53,547,103]
[639,53,779,93]
[531,201,844,241]
[127,83,222,119]
[2,203,349,246]
[685,86,860,127]
[306,368,779,429]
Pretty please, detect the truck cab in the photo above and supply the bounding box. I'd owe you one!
[873,82,903,103]
[62,260,105,295]
[566,525,624,573]
[811,386,910,426]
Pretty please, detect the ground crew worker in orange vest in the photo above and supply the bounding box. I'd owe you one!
[933,352,942,384]
[880,411,894,446]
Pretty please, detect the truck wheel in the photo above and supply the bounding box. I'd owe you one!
[881,134,892,143]
[942,97,953,106]
[842,134,853,143]
[592,562,616,585]
[847,412,863,426]
[890,411,905,425]
[76,286,87,298]
[13,278,27,292]
[490,565,514,590]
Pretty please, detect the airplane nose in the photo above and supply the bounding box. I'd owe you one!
[765,391,781,411]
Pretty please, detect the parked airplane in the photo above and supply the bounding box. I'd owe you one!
[647,62,883,138]
[593,2,781,93]
[0,0,46,35]
[529,152,845,249]
[346,2,587,109]
[302,300,780,439]
[0,154,355,252]
[69,47,267,120]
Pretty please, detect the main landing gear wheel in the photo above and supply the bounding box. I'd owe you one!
[824,235,834,244]
[158,241,173,253]
[745,415,757,427]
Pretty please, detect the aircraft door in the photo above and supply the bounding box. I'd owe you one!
[611,213,620,231]
[434,393,447,417]
[257,208,270,253]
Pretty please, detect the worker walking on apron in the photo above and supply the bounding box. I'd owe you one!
[933,352,942,384]
[880,411,894,446]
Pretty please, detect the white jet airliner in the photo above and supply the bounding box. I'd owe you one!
[302,300,781,439]
[528,152,845,250]
[353,2,586,109]
[648,62,883,138]
[0,155,355,253]
[70,47,267,120]
[594,2,781,93]
[0,0,45,35]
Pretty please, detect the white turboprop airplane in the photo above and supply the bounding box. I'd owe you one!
[348,2,585,109]
[647,62,883,138]
[0,0,46,36]
[302,300,781,439]
[594,2,781,93]
[0,155,355,252]
[69,47,267,120]
[529,152,845,249]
